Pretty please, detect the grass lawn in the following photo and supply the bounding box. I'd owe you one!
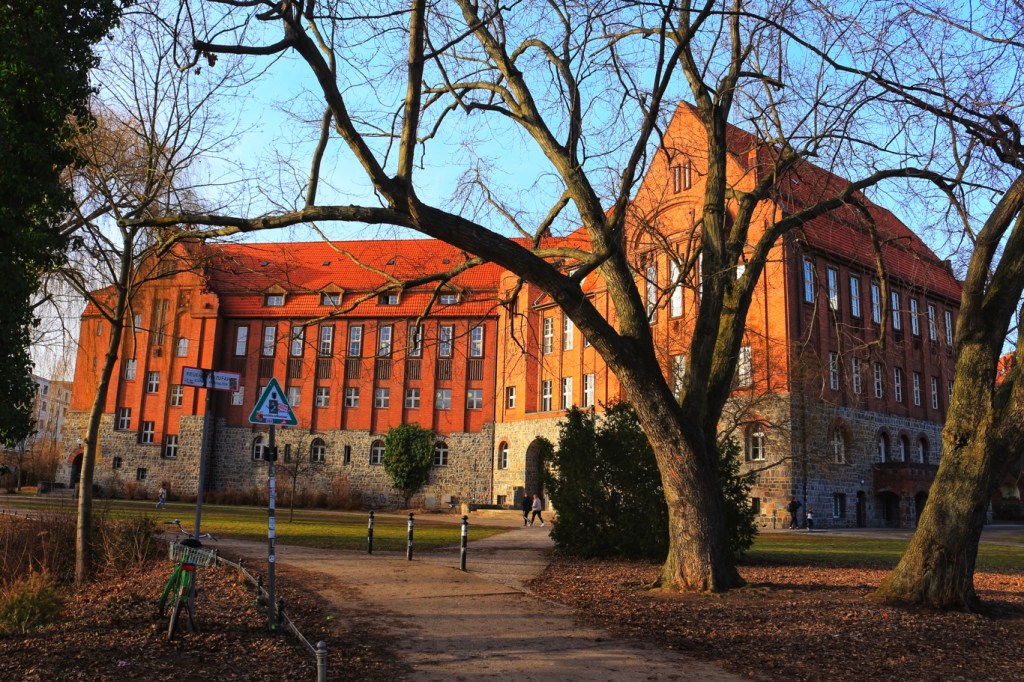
[0,493,505,551]
[748,531,1024,572]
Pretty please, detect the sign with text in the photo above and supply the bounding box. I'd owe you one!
[181,367,241,392]
[248,377,298,426]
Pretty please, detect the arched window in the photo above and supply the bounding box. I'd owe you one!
[433,441,449,467]
[877,433,889,463]
[918,437,930,464]
[898,435,909,462]
[369,439,385,465]
[745,425,766,461]
[252,434,267,461]
[310,438,327,463]
[497,442,509,470]
[832,431,846,464]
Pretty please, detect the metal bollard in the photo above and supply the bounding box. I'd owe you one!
[316,641,328,682]
[407,512,414,561]
[460,515,468,571]
[367,510,374,554]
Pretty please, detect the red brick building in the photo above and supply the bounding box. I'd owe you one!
[63,103,960,526]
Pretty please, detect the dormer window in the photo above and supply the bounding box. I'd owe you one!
[265,293,284,307]
[322,292,340,306]
[378,293,400,306]
[439,293,458,305]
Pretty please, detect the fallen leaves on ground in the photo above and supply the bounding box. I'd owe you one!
[1,558,407,681]
[528,557,1024,681]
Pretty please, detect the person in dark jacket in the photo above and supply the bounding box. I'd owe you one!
[520,493,532,527]
[787,497,801,529]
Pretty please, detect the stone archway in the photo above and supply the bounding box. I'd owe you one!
[68,451,83,489]
[523,438,547,500]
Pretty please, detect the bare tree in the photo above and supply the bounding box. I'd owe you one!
[56,0,245,583]
[148,0,944,592]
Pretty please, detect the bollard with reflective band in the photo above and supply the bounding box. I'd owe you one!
[406,512,414,561]
[367,510,375,554]
[316,641,328,682]
[460,515,469,571]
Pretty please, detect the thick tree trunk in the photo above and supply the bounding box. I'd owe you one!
[618,367,743,592]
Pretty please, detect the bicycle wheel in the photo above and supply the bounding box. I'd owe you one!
[168,596,185,639]
[167,573,191,640]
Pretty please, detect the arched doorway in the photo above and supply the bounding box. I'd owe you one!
[68,451,83,489]
[856,490,867,528]
[523,438,548,500]
[878,491,901,528]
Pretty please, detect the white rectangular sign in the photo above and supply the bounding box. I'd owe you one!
[181,367,241,392]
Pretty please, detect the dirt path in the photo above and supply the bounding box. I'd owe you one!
[216,519,744,681]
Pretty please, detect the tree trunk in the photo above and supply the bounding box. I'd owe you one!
[874,343,1000,609]
[618,366,744,592]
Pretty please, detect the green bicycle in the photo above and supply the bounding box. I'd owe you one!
[158,521,218,640]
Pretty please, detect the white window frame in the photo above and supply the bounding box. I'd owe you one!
[433,442,449,467]
[466,388,483,410]
[378,324,393,357]
[541,380,552,411]
[117,407,131,430]
[315,386,330,407]
[146,371,160,394]
[894,367,904,403]
[851,358,862,395]
[405,388,420,409]
[873,362,884,399]
[849,275,861,318]
[562,316,573,351]
[124,359,137,380]
[891,291,902,331]
[542,317,553,355]
[435,388,452,410]
[646,263,658,320]
[374,387,390,408]
[439,325,454,358]
[288,386,301,407]
[803,258,815,303]
[319,325,334,356]
[583,374,595,408]
[170,384,184,407]
[912,372,921,406]
[746,427,766,461]
[506,386,517,409]
[290,326,305,357]
[265,293,284,307]
[561,377,573,409]
[470,326,485,357]
[164,434,179,459]
[231,385,244,406]
[931,376,939,410]
[370,440,385,465]
[497,443,509,470]
[176,337,189,357]
[348,325,363,357]
[670,260,683,317]
[737,346,753,386]
[945,310,954,345]
[910,298,920,336]
[262,325,277,356]
[310,439,326,463]
[141,421,155,444]
[252,435,267,461]
[235,326,248,356]
[827,267,839,310]
[344,387,360,407]
[927,303,938,341]
[408,325,423,357]
[828,352,839,390]
[870,282,882,324]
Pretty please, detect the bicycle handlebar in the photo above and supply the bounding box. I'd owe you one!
[164,518,217,541]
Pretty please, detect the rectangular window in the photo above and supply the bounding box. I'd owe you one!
[561,377,573,409]
[803,258,815,303]
[435,388,452,410]
[931,376,939,410]
[851,358,862,395]
[136,468,147,482]
[910,298,920,336]
[290,326,305,356]
[945,310,954,345]
[873,362,884,399]
[344,387,359,407]
[315,387,330,407]
[467,388,483,410]
[265,293,284,307]
[645,263,658,321]
[827,267,839,310]
[683,161,692,189]
[433,443,448,467]
[370,442,384,465]
[891,291,902,331]
[670,260,683,317]
[378,324,393,356]
[319,326,334,356]
[378,292,399,306]
[262,325,277,356]
[672,164,682,193]
[439,325,454,358]
[374,387,390,408]
[343,445,352,465]
[322,292,340,306]
[542,317,553,354]
[439,293,458,305]
[146,371,160,393]
[288,386,301,407]
[124,359,137,380]
[894,367,904,403]
[850,276,861,318]
[737,346,752,386]
[470,326,484,357]
[913,372,921,406]
[408,325,423,357]
[140,421,155,444]
[561,317,573,351]
[832,493,847,519]
[828,352,839,390]
[506,386,517,409]
[583,373,595,408]
[176,337,189,357]
[348,326,363,356]
[672,354,687,398]
[170,384,184,407]
[541,380,552,411]
[927,304,938,341]
[870,283,882,324]
[133,314,143,331]
[497,445,508,470]
[164,434,179,459]
[231,385,244,406]
[112,456,122,469]
[235,326,248,356]
[117,407,131,430]
[405,388,421,409]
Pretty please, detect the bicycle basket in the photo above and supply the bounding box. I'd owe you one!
[169,542,218,567]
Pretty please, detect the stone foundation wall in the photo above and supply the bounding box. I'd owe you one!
[492,416,562,505]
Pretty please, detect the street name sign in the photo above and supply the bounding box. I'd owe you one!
[181,367,241,392]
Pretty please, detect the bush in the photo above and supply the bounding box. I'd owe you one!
[383,424,435,505]
[545,403,757,560]
[96,515,159,571]
[0,572,64,635]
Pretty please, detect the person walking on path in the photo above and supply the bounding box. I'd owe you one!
[520,493,532,527]
[806,508,814,531]
[787,497,801,529]
[530,494,545,527]
[156,486,167,510]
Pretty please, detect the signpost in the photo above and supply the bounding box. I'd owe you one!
[248,377,297,630]
[181,367,240,544]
